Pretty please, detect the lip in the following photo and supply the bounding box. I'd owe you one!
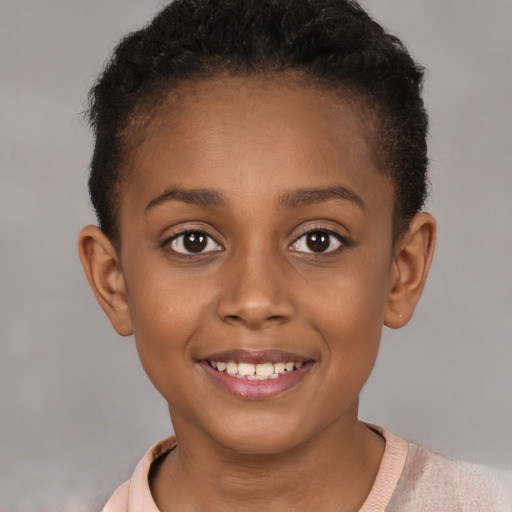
[201,348,310,365]
[199,349,315,400]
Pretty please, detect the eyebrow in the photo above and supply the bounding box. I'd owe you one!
[144,184,365,213]
[145,187,227,213]
[279,186,366,210]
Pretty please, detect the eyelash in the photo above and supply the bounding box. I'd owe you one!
[161,229,223,256]
[161,226,348,257]
[290,228,348,255]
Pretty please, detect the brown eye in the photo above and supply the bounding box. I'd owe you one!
[290,230,343,254]
[184,232,207,252]
[170,231,221,254]
[306,232,330,252]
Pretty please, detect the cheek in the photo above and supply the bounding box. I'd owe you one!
[127,258,216,330]
[124,264,217,387]
[300,254,391,364]
[306,258,390,327]
[313,283,384,408]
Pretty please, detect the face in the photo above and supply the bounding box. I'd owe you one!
[117,75,396,454]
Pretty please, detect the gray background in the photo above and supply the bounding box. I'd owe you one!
[1,1,511,510]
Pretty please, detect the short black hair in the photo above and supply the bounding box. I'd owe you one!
[87,0,428,244]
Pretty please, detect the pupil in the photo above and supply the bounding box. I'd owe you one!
[306,232,330,252]
[183,232,207,252]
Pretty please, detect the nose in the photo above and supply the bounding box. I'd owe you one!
[217,247,295,330]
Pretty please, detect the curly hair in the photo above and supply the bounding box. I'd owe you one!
[87,0,428,244]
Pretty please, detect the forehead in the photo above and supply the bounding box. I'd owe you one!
[121,74,392,221]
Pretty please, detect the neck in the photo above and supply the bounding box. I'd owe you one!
[150,417,385,512]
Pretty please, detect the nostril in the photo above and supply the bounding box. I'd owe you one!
[222,312,288,329]
[224,314,243,324]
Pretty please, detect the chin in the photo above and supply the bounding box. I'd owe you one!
[207,415,316,457]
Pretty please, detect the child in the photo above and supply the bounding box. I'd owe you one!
[78,0,511,510]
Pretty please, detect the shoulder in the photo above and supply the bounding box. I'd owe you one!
[102,481,130,512]
[101,436,177,512]
[388,443,512,511]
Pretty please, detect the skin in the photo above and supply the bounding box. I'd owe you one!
[79,74,436,511]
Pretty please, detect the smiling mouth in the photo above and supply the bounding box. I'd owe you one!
[200,350,314,399]
[207,360,304,380]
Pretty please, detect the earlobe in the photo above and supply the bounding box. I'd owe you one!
[78,226,133,336]
[384,213,436,329]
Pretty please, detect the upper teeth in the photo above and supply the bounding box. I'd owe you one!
[210,361,304,379]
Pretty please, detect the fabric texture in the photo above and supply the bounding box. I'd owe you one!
[102,427,512,511]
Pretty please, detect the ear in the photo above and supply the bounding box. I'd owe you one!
[78,225,133,336]
[384,213,436,329]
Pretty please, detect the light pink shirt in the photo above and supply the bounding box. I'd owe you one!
[102,426,512,511]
